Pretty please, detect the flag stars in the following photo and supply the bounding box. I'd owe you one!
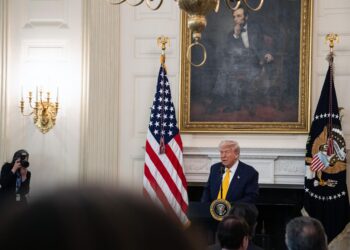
[162,122,167,127]
[170,107,174,112]
[163,114,168,119]
[154,129,159,135]
[164,98,169,103]
[161,130,165,135]
[168,131,173,136]
[156,113,161,118]
[165,90,169,95]
[159,89,164,94]
[155,121,159,127]
[169,114,174,120]
[158,97,163,102]
[315,115,319,120]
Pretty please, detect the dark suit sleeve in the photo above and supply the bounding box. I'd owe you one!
[0,164,16,188]
[236,169,259,203]
[201,167,213,203]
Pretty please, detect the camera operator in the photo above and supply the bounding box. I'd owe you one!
[0,149,31,207]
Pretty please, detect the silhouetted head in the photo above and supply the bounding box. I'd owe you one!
[285,216,327,250]
[217,215,249,250]
[228,202,259,237]
[0,186,201,250]
[11,149,29,164]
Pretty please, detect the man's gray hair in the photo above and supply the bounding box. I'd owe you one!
[219,140,240,156]
[285,216,327,250]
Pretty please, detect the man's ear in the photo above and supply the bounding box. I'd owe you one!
[242,235,249,250]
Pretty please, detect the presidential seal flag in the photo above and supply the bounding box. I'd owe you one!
[143,64,189,225]
[303,53,349,243]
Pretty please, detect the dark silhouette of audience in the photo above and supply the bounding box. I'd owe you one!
[217,215,250,250]
[285,216,328,250]
[228,203,263,250]
[0,186,202,250]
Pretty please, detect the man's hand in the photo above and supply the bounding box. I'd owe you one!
[234,24,242,38]
[11,159,22,174]
[264,53,274,63]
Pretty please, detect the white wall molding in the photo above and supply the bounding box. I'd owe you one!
[23,0,70,29]
[0,0,8,164]
[80,0,120,186]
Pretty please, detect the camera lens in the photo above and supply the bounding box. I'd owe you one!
[21,160,30,168]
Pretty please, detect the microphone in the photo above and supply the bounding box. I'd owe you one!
[220,164,225,200]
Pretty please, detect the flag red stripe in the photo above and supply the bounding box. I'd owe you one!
[174,134,183,151]
[143,187,151,199]
[311,157,325,171]
[144,165,178,219]
[165,142,187,190]
[145,141,188,213]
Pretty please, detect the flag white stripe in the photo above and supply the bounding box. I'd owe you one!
[147,131,188,202]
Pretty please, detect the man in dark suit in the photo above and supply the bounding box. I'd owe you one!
[201,140,259,204]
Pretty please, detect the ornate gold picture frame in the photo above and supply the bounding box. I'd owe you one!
[180,0,313,133]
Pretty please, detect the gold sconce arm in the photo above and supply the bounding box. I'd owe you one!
[20,88,59,134]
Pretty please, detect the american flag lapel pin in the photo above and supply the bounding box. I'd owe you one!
[237,176,240,179]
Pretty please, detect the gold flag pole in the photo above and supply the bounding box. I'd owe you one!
[326,33,339,53]
[157,36,169,73]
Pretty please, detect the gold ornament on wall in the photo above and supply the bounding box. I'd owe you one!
[20,87,59,134]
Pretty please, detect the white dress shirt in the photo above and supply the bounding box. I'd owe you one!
[223,160,239,186]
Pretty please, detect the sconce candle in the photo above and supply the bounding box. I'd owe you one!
[19,88,59,134]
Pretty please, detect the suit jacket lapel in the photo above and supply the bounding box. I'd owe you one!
[226,162,243,201]
[214,166,223,199]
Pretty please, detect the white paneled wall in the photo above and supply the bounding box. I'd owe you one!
[3,0,82,198]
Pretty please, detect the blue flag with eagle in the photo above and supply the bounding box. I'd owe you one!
[303,54,349,243]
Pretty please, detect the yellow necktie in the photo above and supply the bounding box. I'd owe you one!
[217,169,230,200]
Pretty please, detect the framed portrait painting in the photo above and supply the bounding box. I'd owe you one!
[179,0,313,133]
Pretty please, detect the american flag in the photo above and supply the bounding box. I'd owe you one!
[304,56,349,242]
[143,65,189,225]
[310,152,328,171]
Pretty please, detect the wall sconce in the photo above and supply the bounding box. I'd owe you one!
[20,88,59,134]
